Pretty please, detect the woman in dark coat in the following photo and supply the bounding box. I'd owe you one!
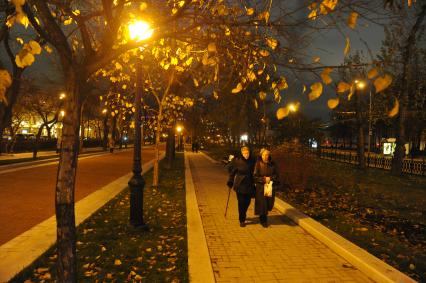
[227,146,256,227]
[253,148,279,227]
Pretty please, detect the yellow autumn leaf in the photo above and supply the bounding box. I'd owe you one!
[0,69,12,104]
[388,98,399,117]
[374,74,393,93]
[276,107,290,120]
[308,9,317,20]
[246,7,255,16]
[347,12,358,29]
[259,91,267,100]
[258,11,270,23]
[337,81,351,93]
[72,10,80,16]
[231,83,243,94]
[277,77,288,90]
[63,18,73,25]
[367,68,379,79]
[313,56,321,63]
[16,37,23,44]
[302,85,307,94]
[207,42,217,53]
[15,49,35,68]
[140,2,148,11]
[327,97,339,109]
[28,41,42,55]
[308,82,323,101]
[344,37,350,56]
[44,45,53,53]
[114,259,122,266]
[247,71,256,82]
[213,91,219,99]
[266,37,278,50]
[170,57,178,65]
[320,0,338,14]
[274,88,281,103]
[321,68,333,85]
[254,99,258,109]
[259,50,270,57]
[193,78,199,87]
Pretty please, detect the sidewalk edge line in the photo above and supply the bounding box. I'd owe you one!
[274,198,415,283]
[185,152,216,283]
[0,154,164,282]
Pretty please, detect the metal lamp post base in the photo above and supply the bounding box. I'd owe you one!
[128,174,148,229]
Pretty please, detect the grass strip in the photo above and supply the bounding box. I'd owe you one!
[10,153,187,282]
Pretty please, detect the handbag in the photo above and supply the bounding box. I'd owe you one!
[264,180,273,197]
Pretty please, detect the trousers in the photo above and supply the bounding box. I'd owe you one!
[236,192,251,223]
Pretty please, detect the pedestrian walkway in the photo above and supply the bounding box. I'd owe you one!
[186,152,372,282]
[0,146,105,161]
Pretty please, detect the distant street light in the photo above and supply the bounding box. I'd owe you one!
[128,19,154,229]
[176,125,183,151]
[355,79,373,155]
[59,92,66,100]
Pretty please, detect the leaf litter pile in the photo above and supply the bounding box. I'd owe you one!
[274,147,426,282]
[11,153,187,282]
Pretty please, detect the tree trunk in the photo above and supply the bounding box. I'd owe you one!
[391,4,426,175]
[165,126,175,169]
[33,123,45,159]
[55,68,82,283]
[152,115,162,187]
[102,112,109,151]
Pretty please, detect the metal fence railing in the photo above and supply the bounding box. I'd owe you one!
[316,149,426,176]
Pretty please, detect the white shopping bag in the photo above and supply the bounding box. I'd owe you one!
[264,181,273,197]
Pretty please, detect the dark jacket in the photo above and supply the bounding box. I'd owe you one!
[253,159,279,215]
[227,155,256,194]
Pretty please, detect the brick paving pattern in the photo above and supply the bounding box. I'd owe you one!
[188,152,372,283]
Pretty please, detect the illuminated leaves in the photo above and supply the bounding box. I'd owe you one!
[327,97,339,109]
[347,12,358,29]
[277,77,288,90]
[246,7,255,16]
[207,43,217,53]
[337,81,351,93]
[308,82,323,101]
[367,68,379,79]
[258,91,267,100]
[15,40,42,68]
[259,50,270,57]
[388,98,399,117]
[276,107,289,120]
[231,83,243,94]
[321,68,333,85]
[0,70,12,104]
[266,37,279,50]
[374,74,393,93]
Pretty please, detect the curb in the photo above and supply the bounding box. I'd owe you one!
[274,198,415,283]
[0,154,164,282]
[184,152,215,283]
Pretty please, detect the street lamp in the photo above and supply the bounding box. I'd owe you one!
[127,20,153,229]
[355,79,372,155]
[176,125,183,151]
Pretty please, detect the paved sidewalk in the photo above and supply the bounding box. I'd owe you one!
[0,146,110,161]
[187,152,372,283]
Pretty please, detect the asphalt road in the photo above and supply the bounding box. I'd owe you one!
[0,147,159,245]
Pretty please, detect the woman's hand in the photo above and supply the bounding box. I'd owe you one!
[265,176,271,183]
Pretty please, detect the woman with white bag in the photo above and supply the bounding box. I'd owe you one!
[253,148,279,228]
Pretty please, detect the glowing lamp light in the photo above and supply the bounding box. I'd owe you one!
[59,93,66,100]
[128,20,154,42]
[60,110,65,117]
[102,109,108,114]
[176,126,183,133]
[288,103,297,112]
[355,80,366,90]
[240,134,248,142]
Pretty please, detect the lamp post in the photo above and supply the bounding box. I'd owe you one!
[176,125,183,151]
[127,20,153,228]
[355,79,366,169]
